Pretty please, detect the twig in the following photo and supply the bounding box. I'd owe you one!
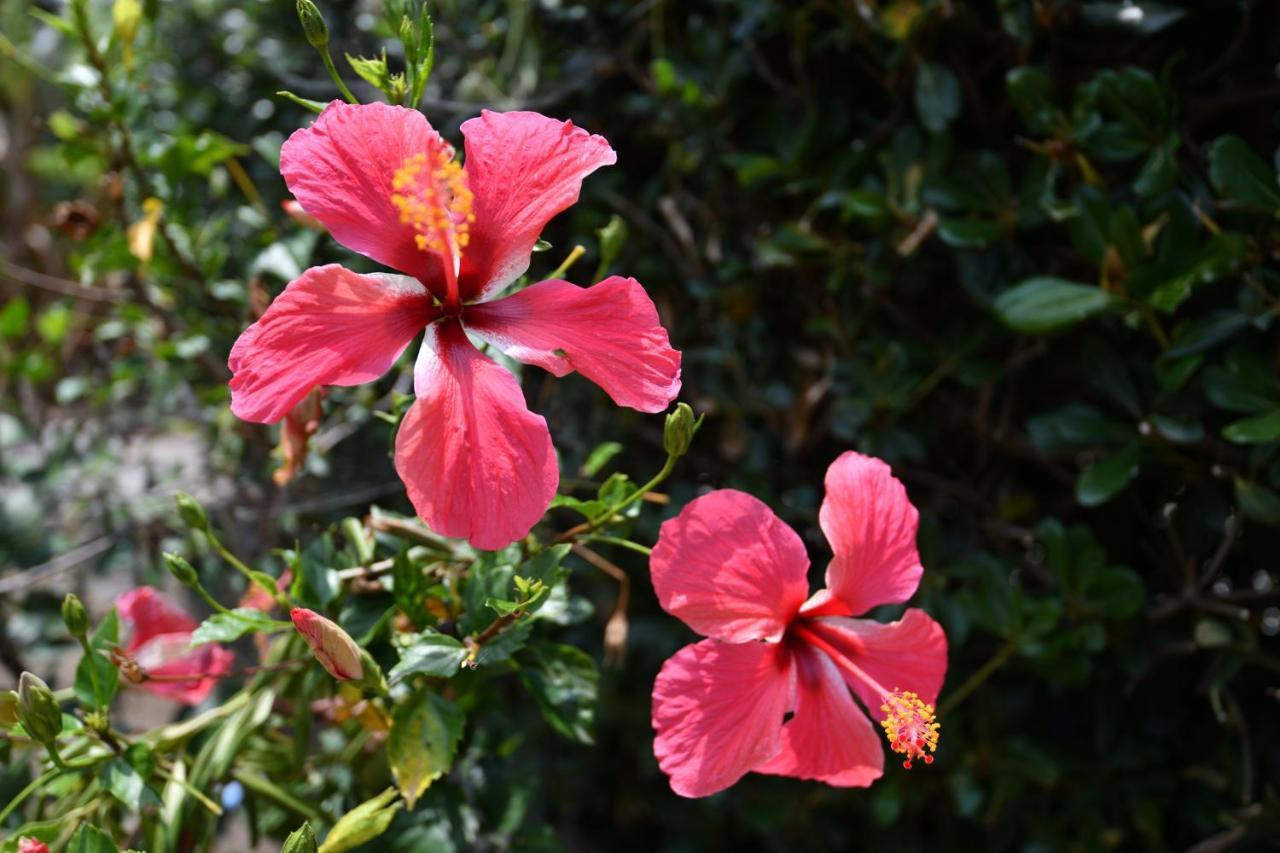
[0,535,117,596]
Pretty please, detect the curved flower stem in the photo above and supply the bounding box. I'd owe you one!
[207,535,290,609]
[320,48,358,103]
[937,640,1016,717]
[583,535,652,557]
[554,453,677,545]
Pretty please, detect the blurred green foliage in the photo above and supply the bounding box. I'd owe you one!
[2,0,1280,850]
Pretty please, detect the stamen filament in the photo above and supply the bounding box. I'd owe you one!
[791,619,941,769]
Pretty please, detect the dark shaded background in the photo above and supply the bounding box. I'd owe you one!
[2,0,1279,849]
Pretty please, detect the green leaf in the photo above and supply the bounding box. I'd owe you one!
[519,643,599,744]
[75,608,120,710]
[104,757,161,810]
[1006,67,1059,135]
[67,824,119,853]
[914,62,961,133]
[994,278,1117,334]
[1027,404,1133,453]
[388,689,463,810]
[1076,443,1141,507]
[580,441,623,477]
[1146,233,1247,313]
[1165,310,1252,359]
[938,218,1003,248]
[189,608,279,646]
[1087,567,1144,620]
[276,90,327,113]
[391,549,428,625]
[319,788,402,853]
[1235,478,1280,526]
[549,494,607,520]
[1209,135,1280,211]
[389,629,468,683]
[0,295,30,338]
[1204,353,1279,413]
[1223,409,1280,444]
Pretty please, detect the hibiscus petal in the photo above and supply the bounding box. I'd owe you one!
[650,490,810,643]
[651,639,792,798]
[811,451,923,617]
[458,110,616,301]
[133,635,234,705]
[807,609,948,716]
[229,265,436,424]
[754,646,884,787]
[394,320,557,550]
[118,587,197,651]
[280,101,448,288]
[464,276,681,412]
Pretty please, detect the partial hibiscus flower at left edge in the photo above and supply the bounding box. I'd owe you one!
[114,587,234,705]
[649,451,948,797]
[228,102,682,550]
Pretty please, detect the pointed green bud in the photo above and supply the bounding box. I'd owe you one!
[61,593,88,639]
[163,552,200,586]
[663,402,702,458]
[296,0,330,50]
[173,493,209,533]
[17,672,63,745]
[282,821,318,853]
[0,690,19,728]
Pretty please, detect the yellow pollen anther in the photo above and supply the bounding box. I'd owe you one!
[390,147,474,262]
[879,689,940,770]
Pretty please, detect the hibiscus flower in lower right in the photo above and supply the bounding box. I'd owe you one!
[649,451,948,797]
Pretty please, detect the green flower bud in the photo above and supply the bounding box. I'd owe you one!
[17,672,63,746]
[296,0,330,50]
[162,552,200,586]
[61,593,88,639]
[663,402,701,458]
[282,821,318,853]
[173,493,209,533]
[0,690,19,728]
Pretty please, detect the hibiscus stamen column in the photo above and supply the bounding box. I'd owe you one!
[391,143,475,313]
[790,620,941,769]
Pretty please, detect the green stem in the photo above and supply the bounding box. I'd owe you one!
[0,767,62,823]
[208,535,289,609]
[190,582,234,616]
[77,636,104,710]
[320,48,358,103]
[938,641,1016,717]
[584,535,652,557]
[589,454,676,530]
[231,768,323,822]
[156,765,223,816]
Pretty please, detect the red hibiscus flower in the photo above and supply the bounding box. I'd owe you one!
[117,587,233,705]
[649,452,948,797]
[228,102,682,549]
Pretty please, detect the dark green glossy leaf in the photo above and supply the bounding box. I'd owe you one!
[995,278,1117,334]
[1076,443,1141,507]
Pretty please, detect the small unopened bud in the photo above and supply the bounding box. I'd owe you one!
[663,402,702,457]
[17,838,50,853]
[173,493,210,533]
[0,690,19,727]
[163,552,200,586]
[296,0,330,49]
[17,673,63,746]
[281,821,318,853]
[61,593,88,639]
[292,608,364,681]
